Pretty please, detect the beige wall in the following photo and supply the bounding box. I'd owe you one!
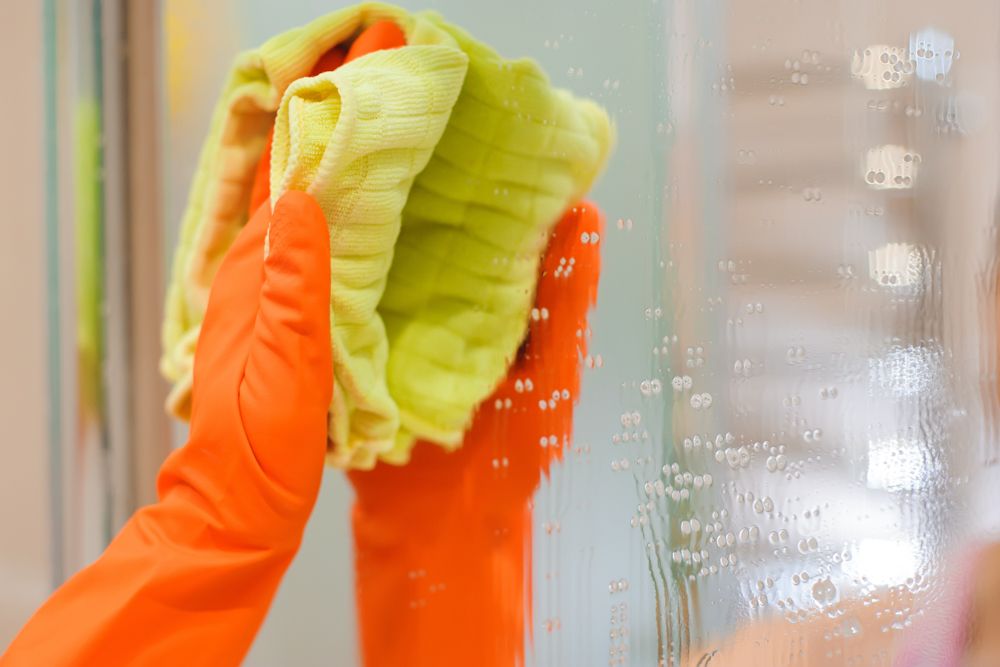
[0,0,54,650]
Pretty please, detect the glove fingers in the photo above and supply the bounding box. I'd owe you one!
[240,191,333,496]
[519,201,603,374]
[189,203,269,425]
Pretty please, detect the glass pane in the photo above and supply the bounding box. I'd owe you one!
[1,0,123,644]
[536,2,1000,665]
[45,0,119,582]
[159,1,1000,665]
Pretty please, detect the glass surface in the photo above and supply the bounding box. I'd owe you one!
[160,1,1000,664]
[1,0,115,644]
[45,0,117,582]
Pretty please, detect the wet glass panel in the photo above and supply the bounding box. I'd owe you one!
[159,1,1000,665]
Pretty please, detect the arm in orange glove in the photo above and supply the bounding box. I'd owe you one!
[2,192,332,666]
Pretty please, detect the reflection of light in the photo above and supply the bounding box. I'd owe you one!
[851,45,912,89]
[909,28,955,83]
[844,539,919,586]
[935,94,985,136]
[868,242,923,287]
[862,145,920,190]
[868,345,941,398]
[866,437,936,491]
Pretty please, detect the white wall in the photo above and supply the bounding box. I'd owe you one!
[0,0,55,650]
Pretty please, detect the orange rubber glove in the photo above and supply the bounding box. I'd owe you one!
[2,191,332,666]
[349,203,604,667]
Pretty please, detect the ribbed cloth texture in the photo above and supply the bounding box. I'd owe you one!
[270,46,467,468]
[161,2,613,469]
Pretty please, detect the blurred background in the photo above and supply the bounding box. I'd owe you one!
[4,0,1000,665]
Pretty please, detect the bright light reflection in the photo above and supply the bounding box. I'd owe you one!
[868,242,923,287]
[843,539,919,586]
[866,437,934,492]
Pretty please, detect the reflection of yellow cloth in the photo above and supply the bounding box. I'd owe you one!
[161,2,613,469]
[75,100,103,419]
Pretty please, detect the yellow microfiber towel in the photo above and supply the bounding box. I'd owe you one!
[162,2,613,469]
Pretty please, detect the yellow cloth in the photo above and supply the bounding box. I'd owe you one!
[161,2,612,469]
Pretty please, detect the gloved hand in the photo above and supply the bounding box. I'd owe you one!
[348,202,604,667]
[2,191,332,666]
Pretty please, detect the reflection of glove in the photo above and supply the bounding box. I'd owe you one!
[2,192,332,666]
[349,202,603,667]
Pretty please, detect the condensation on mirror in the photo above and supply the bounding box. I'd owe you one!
[534,1,1000,665]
